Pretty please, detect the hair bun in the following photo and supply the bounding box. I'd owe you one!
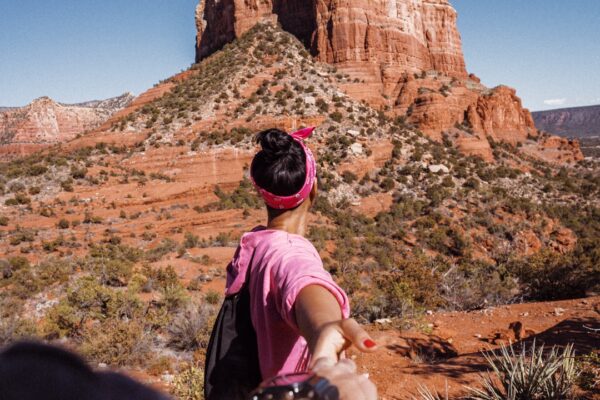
[256,129,294,157]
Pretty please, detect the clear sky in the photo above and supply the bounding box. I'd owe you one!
[453,0,600,111]
[1,1,599,111]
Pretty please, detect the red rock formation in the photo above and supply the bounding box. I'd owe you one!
[196,0,466,79]
[194,0,580,162]
[0,94,133,158]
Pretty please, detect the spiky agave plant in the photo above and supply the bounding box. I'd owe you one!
[413,383,450,400]
[467,341,579,400]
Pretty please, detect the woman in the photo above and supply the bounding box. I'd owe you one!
[228,126,377,378]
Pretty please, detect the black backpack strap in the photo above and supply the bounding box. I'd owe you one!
[204,251,261,400]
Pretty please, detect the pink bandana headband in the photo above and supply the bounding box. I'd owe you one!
[251,127,317,210]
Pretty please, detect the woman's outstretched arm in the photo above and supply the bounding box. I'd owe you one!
[295,285,377,363]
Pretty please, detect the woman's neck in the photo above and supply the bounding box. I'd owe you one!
[267,207,308,236]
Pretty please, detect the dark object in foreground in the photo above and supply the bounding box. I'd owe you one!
[250,372,339,400]
[204,254,262,400]
[0,341,170,400]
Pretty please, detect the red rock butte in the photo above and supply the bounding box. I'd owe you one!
[195,0,581,162]
[196,0,467,78]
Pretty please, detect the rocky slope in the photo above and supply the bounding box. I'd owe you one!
[533,104,600,138]
[195,0,581,163]
[0,93,134,159]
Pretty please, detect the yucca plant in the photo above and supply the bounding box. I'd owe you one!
[414,383,450,400]
[467,341,579,400]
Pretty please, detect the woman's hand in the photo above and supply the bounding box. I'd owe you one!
[309,318,377,365]
[312,357,377,400]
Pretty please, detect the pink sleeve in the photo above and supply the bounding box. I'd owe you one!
[273,250,350,331]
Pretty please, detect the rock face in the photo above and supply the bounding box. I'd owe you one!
[197,0,466,77]
[0,94,133,158]
[532,104,600,138]
[195,0,580,161]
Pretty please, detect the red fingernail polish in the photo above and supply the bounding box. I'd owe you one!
[364,339,376,348]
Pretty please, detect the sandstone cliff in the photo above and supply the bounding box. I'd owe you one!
[0,93,133,158]
[194,0,565,159]
[196,0,466,78]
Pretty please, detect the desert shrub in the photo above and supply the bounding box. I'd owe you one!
[43,300,81,338]
[36,258,74,286]
[168,302,213,350]
[505,249,598,301]
[576,353,600,394]
[170,364,204,400]
[0,316,37,346]
[342,170,358,184]
[80,319,152,367]
[0,215,8,226]
[439,259,517,311]
[66,276,113,317]
[85,244,140,286]
[329,111,343,123]
[184,232,200,248]
[144,238,176,262]
[70,165,88,179]
[201,178,262,211]
[57,219,70,229]
[467,342,578,400]
[205,289,221,305]
[9,267,41,299]
[160,282,189,311]
[61,179,74,192]
[5,193,31,206]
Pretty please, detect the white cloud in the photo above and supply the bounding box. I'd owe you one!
[543,98,567,106]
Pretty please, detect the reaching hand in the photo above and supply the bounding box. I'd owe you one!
[310,318,377,365]
[312,357,377,400]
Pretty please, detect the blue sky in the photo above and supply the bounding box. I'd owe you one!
[1,1,598,111]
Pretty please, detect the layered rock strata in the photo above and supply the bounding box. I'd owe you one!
[196,0,466,78]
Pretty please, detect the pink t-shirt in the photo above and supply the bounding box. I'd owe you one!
[225,227,350,380]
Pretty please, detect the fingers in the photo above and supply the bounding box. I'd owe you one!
[312,358,377,400]
[311,324,347,364]
[340,318,378,352]
[313,357,357,376]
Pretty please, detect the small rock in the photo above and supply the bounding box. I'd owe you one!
[350,143,363,155]
[347,129,360,137]
[519,312,529,317]
[303,96,316,105]
[428,164,449,174]
[426,323,434,329]
[375,318,392,325]
[554,307,565,316]
[98,363,108,369]
[426,310,434,316]
[474,334,482,339]
[161,374,175,383]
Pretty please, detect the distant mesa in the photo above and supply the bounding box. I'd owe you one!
[0,93,134,159]
[532,104,600,139]
[195,0,580,162]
